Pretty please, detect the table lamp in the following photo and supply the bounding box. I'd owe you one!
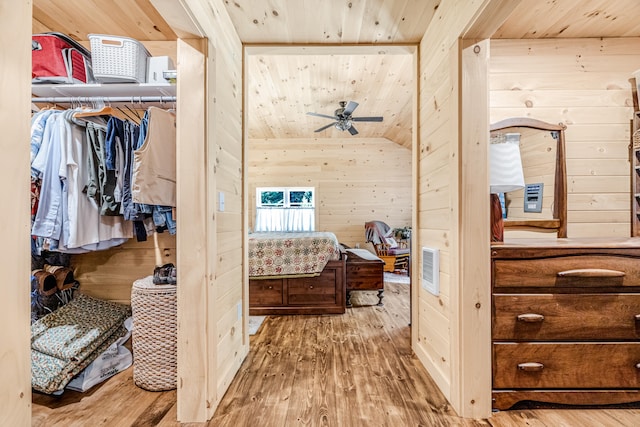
[490,132,525,242]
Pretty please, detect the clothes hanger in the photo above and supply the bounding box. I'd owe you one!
[125,102,142,121]
[73,97,114,118]
[116,106,139,123]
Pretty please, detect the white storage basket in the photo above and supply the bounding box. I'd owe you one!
[89,34,150,83]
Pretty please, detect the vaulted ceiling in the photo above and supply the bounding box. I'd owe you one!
[32,0,640,148]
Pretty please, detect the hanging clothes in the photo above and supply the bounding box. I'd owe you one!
[131,106,176,207]
[30,103,178,253]
[60,112,131,252]
[31,111,64,247]
[30,108,133,254]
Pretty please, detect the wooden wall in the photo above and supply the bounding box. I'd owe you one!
[416,0,519,420]
[248,138,412,246]
[0,2,32,425]
[169,0,249,422]
[490,37,640,239]
[204,7,246,419]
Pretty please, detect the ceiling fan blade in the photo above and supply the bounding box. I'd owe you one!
[315,122,337,132]
[343,101,359,116]
[348,125,359,136]
[307,112,337,120]
[352,116,384,122]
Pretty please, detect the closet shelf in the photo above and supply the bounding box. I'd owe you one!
[31,83,176,100]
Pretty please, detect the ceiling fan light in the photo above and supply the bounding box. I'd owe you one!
[335,119,352,131]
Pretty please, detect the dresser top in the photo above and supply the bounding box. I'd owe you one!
[494,237,640,250]
[492,237,640,258]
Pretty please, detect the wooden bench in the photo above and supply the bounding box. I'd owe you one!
[345,249,384,307]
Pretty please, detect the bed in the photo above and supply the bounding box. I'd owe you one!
[248,231,346,315]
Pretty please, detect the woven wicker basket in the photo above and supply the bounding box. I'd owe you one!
[131,276,177,391]
[634,129,640,149]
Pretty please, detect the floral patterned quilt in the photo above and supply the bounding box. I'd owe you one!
[248,232,341,278]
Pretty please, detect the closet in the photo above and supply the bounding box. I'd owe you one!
[2,1,246,424]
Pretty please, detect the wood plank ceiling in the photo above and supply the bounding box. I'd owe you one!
[232,0,440,148]
[32,0,640,149]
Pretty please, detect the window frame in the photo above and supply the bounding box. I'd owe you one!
[256,187,315,208]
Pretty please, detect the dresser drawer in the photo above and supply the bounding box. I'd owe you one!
[493,255,640,289]
[493,294,640,341]
[249,279,283,306]
[493,342,640,389]
[288,270,337,305]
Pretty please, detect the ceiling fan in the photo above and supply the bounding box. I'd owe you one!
[307,101,383,135]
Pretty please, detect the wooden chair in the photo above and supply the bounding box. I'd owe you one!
[374,242,410,273]
[365,220,410,274]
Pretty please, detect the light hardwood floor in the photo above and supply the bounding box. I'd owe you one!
[32,282,640,426]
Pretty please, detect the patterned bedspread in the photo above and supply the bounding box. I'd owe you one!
[248,231,341,278]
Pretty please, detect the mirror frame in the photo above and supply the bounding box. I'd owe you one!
[490,117,567,238]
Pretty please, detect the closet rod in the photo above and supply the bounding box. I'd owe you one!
[31,95,176,104]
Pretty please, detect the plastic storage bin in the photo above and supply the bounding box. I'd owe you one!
[89,34,151,83]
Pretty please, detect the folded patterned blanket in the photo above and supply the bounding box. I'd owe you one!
[31,293,131,394]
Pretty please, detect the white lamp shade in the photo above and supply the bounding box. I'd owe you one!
[490,134,525,194]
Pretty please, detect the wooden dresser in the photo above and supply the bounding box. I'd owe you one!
[491,238,640,410]
[249,259,345,315]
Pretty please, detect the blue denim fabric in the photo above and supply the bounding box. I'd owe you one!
[122,120,145,221]
[105,117,125,171]
[152,206,177,235]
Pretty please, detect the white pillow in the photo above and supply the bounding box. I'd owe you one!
[385,237,398,248]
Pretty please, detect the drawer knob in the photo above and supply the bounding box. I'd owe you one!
[557,268,625,278]
[267,286,273,289]
[517,313,545,323]
[518,362,544,372]
[309,285,314,289]
[636,314,640,322]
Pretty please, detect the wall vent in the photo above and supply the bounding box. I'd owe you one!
[421,247,440,296]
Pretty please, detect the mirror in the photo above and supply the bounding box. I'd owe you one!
[490,117,567,238]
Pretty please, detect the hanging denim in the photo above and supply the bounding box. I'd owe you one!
[121,120,145,222]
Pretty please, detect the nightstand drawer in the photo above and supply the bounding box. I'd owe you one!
[493,294,640,340]
[493,255,640,289]
[493,342,640,389]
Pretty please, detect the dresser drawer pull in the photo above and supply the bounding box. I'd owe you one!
[517,313,545,323]
[636,314,640,322]
[557,269,625,278]
[518,362,544,372]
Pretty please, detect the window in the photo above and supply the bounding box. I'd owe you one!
[257,188,314,208]
[255,187,315,231]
